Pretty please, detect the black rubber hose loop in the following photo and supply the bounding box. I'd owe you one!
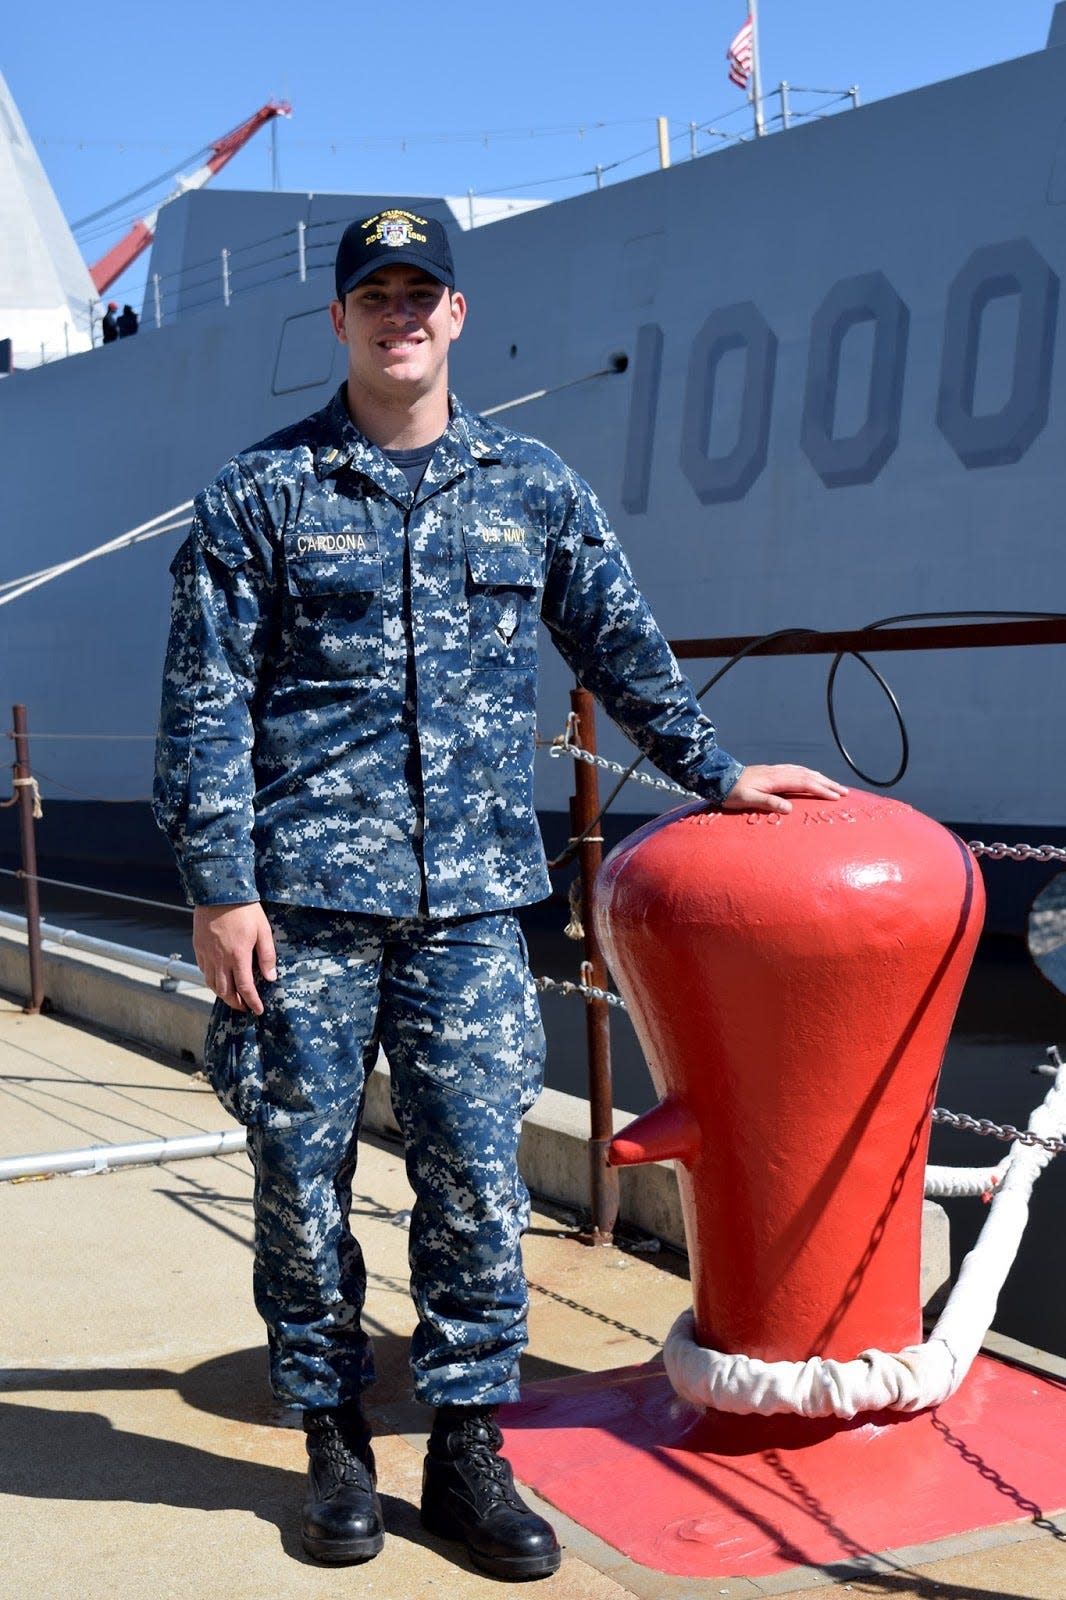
[825,648,909,788]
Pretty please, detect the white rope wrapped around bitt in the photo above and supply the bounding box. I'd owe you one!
[665,1311,957,1418]
[664,1063,1066,1418]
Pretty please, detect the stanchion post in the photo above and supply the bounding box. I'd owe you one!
[568,687,619,1243]
[11,705,44,1014]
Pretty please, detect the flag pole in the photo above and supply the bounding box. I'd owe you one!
[749,0,766,137]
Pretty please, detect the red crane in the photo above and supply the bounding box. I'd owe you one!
[89,101,292,294]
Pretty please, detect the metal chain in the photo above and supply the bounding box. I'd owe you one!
[543,733,1066,862]
[534,974,629,1010]
[545,737,692,797]
[930,1106,1066,1156]
[967,840,1066,863]
[539,971,1066,1154]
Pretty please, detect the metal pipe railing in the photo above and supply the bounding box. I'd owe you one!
[10,705,44,1013]
[0,911,202,989]
[567,688,619,1244]
[669,617,1066,660]
[0,1128,246,1184]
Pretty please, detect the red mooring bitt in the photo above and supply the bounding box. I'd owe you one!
[595,791,985,1367]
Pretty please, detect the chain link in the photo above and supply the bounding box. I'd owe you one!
[931,1106,1066,1156]
[534,974,629,1010]
[967,840,1066,863]
[545,736,692,796]
[539,970,1065,1154]
[543,732,1066,863]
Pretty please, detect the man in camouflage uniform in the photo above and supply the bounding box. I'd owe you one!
[154,207,845,1579]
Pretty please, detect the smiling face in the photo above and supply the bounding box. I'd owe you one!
[329,264,466,439]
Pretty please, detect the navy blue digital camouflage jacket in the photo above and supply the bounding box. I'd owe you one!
[153,385,743,916]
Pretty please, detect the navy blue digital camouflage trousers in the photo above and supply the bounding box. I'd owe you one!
[204,903,545,1411]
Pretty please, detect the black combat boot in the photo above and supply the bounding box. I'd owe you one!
[420,1404,561,1580]
[301,1402,384,1563]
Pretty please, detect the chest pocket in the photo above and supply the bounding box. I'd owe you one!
[285,554,385,682]
[464,538,542,672]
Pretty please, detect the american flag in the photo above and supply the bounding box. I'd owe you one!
[727,15,754,90]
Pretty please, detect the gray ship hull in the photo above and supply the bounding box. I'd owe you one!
[2,22,1065,928]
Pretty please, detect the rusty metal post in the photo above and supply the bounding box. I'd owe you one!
[568,687,619,1243]
[12,705,44,1013]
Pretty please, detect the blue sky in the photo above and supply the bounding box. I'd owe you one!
[5,0,1060,298]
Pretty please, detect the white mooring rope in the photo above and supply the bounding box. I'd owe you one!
[0,503,193,608]
[664,1056,1066,1417]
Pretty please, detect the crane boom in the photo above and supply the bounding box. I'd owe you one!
[89,100,292,295]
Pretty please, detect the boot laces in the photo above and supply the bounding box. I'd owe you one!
[308,1418,373,1489]
[452,1424,524,1512]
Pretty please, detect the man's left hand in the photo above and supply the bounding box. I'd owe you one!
[722,764,849,816]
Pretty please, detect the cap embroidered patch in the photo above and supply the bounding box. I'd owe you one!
[364,210,429,249]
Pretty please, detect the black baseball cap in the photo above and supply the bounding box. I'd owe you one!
[335,209,455,299]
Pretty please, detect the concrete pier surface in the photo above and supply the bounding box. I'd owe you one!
[3,989,1066,1598]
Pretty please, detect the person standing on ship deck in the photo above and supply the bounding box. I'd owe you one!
[153,205,847,1581]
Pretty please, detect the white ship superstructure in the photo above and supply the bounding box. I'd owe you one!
[0,69,96,369]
